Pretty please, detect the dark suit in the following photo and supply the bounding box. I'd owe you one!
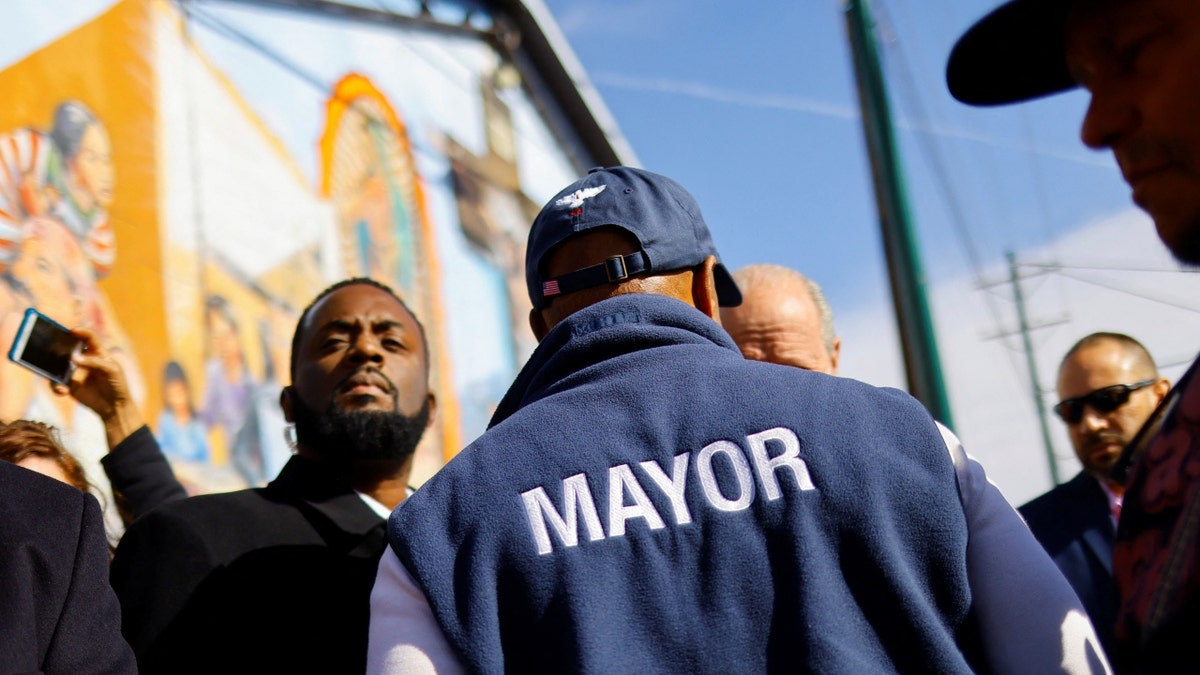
[1019,471,1116,659]
[0,461,136,674]
[110,455,388,674]
[100,424,188,519]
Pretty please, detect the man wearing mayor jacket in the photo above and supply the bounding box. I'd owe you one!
[367,166,1107,674]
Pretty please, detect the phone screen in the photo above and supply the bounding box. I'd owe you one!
[8,310,81,384]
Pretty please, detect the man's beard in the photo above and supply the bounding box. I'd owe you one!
[291,391,431,465]
[1081,431,1126,475]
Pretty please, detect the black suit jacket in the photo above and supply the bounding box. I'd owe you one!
[1019,471,1116,658]
[0,461,136,674]
[110,455,388,674]
[100,424,188,519]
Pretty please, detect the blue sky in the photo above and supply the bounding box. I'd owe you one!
[539,0,1200,503]
[539,0,1128,303]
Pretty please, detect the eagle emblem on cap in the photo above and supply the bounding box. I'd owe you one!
[555,185,606,210]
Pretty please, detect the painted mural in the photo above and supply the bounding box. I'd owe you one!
[0,0,582,538]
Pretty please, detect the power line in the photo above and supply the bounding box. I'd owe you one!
[1016,106,1063,252]
[1053,270,1200,314]
[1024,261,1200,274]
[872,0,986,274]
[870,0,1028,397]
[183,3,328,93]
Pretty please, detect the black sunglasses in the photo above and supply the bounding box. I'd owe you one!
[1053,379,1157,424]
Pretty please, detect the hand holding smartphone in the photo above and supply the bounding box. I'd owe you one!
[8,308,84,386]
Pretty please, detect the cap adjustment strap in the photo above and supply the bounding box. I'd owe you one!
[542,252,649,301]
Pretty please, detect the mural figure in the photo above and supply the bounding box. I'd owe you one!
[0,100,145,421]
[229,308,295,485]
[342,118,404,286]
[199,293,258,485]
[0,100,116,281]
[321,74,431,303]
[155,360,210,464]
[0,216,94,426]
[45,101,116,278]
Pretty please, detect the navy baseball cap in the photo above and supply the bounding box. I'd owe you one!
[946,0,1077,106]
[525,166,742,311]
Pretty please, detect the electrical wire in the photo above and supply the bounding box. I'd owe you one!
[181,0,556,165]
[1054,269,1200,314]
[1025,261,1200,274]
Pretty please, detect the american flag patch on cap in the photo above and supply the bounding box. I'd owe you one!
[542,279,561,297]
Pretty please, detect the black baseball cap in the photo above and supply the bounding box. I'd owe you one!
[525,166,742,311]
[946,0,1078,106]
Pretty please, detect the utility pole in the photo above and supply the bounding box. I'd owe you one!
[979,252,1066,485]
[843,0,954,428]
[1006,251,1061,485]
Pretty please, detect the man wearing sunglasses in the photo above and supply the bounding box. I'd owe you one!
[1018,333,1170,662]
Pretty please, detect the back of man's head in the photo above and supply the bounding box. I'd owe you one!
[524,166,742,337]
[721,263,840,375]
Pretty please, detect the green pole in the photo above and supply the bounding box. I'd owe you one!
[843,0,954,427]
[1007,251,1061,484]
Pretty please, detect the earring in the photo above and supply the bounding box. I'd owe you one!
[282,424,298,452]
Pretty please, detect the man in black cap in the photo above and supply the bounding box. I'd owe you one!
[366,166,1105,673]
[947,2,1200,672]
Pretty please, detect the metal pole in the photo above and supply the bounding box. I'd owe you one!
[843,0,954,427]
[1007,251,1061,485]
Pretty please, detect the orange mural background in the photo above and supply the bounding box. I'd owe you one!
[0,0,551,530]
[0,0,165,417]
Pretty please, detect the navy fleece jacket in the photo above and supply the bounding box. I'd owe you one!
[388,294,971,673]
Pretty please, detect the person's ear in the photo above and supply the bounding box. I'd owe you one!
[829,337,843,376]
[1152,377,1172,405]
[529,308,549,341]
[424,392,438,429]
[280,386,295,423]
[692,255,720,322]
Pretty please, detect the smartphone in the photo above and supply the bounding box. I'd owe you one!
[8,308,83,386]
